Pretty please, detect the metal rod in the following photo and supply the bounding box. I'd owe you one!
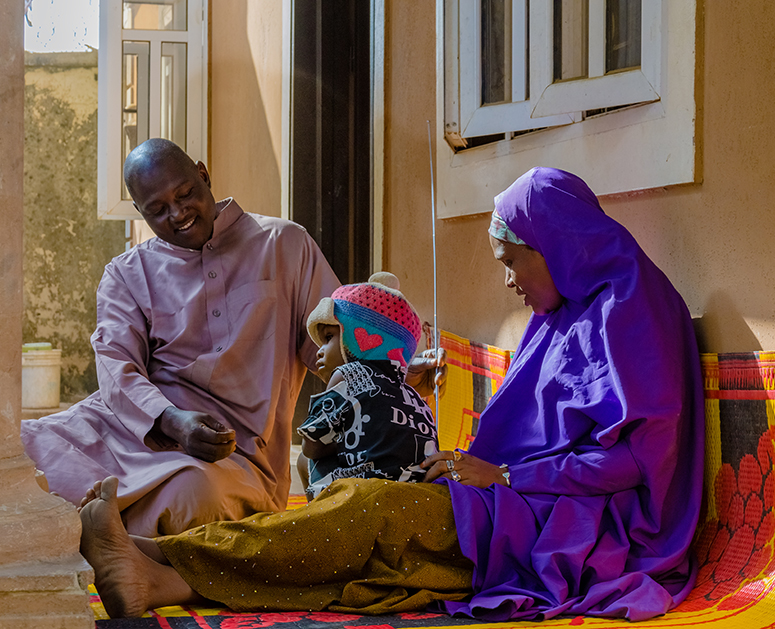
[426,120,440,419]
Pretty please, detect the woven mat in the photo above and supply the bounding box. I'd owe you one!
[93,342,775,628]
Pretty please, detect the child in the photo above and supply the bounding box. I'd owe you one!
[298,272,438,501]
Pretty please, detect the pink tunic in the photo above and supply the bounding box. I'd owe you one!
[21,199,340,535]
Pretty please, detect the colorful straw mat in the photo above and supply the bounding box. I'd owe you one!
[92,340,775,628]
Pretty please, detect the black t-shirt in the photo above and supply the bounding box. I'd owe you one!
[298,359,439,499]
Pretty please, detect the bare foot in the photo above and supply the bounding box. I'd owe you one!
[79,477,153,618]
[77,479,101,513]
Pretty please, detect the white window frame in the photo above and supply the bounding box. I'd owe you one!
[530,0,661,117]
[446,0,573,144]
[98,0,208,220]
[437,0,697,219]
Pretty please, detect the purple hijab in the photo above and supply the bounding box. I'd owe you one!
[443,168,704,621]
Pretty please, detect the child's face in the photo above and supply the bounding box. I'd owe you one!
[315,324,345,383]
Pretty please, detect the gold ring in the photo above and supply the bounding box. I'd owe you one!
[446,459,455,471]
[453,449,462,462]
[451,470,461,482]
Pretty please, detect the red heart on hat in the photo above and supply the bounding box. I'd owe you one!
[354,328,383,352]
[387,348,406,365]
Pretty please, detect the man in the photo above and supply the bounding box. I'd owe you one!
[23,139,444,537]
[21,138,343,536]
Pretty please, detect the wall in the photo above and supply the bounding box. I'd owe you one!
[209,2,775,354]
[24,52,125,401]
[209,0,285,216]
[380,1,524,348]
[382,1,775,354]
[601,2,775,354]
[1,0,25,445]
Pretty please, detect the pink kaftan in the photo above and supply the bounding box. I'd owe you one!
[21,199,340,536]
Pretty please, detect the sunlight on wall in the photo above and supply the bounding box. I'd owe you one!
[245,1,283,179]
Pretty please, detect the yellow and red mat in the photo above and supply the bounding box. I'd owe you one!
[92,342,775,628]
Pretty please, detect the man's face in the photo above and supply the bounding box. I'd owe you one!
[132,160,217,250]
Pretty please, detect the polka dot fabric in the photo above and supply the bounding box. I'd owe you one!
[156,479,473,614]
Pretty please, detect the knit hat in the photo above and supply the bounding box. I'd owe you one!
[307,272,422,368]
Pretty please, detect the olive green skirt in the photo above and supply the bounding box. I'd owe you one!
[157,478,474,614]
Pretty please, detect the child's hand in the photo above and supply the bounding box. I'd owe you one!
[406,348,447,398]
[301,437,337,460]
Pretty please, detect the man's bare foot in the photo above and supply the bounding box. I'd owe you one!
[79,477,202,618]
[77,479,101,512]
[79,477,154,618]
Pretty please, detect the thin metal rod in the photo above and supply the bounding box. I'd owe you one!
[426,120,440,418]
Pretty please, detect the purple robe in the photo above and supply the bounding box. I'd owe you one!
[443,168,704,621]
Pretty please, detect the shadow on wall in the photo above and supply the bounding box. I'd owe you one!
[693,291,763,354]
[209,0,281,215]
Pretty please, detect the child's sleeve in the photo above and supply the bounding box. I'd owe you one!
[297,383,351,445]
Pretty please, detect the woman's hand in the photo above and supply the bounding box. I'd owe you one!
[421,449,509,489]
[406,348,448,398]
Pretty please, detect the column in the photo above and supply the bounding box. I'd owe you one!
[0,0,93,626]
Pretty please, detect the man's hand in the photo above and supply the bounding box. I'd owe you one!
[406,348,447,398]
[156,406,236,462]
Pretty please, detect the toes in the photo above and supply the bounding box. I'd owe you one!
[100,476,120,501]
[80,488,96,508]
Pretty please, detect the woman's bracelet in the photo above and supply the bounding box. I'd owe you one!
[499,463,511,488]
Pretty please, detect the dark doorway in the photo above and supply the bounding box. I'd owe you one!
[291,0,372,285]
[290,0,374,446]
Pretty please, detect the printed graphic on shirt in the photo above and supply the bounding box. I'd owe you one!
[299,360,438,499]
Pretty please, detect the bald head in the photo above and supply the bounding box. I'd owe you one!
[123,138,217,250]
[123,139,200,201]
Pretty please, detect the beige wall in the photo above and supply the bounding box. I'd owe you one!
[601,2,775,353]
[0,0,25,447]
[209,0,285,216]
[209,2,775,354]
[382,1,775,353]
[382,1,533,351]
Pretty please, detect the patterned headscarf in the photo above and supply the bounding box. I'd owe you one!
[488,209,526,245]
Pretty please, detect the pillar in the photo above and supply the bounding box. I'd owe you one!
[0,0,93,626]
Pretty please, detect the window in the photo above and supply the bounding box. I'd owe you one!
[445,0,573,147]
[446,0,658,146]
[438,0,697,218]
[98,0,207,219]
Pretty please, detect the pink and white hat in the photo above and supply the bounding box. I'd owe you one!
[307,272,421,368]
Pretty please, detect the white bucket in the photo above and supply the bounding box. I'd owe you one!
[22,344,62,409]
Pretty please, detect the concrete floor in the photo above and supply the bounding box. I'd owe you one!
[289,443,305,495]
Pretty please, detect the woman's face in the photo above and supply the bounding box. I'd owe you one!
[489,234,563,315]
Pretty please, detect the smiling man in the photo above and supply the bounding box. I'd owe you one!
[20,139,341,536]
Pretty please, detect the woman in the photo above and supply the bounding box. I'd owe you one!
[79,167,704,621]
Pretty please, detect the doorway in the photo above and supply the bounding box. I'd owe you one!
[290,0,375,444]
[291,0,372,285]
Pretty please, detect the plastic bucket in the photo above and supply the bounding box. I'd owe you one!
[21,345,62,409]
